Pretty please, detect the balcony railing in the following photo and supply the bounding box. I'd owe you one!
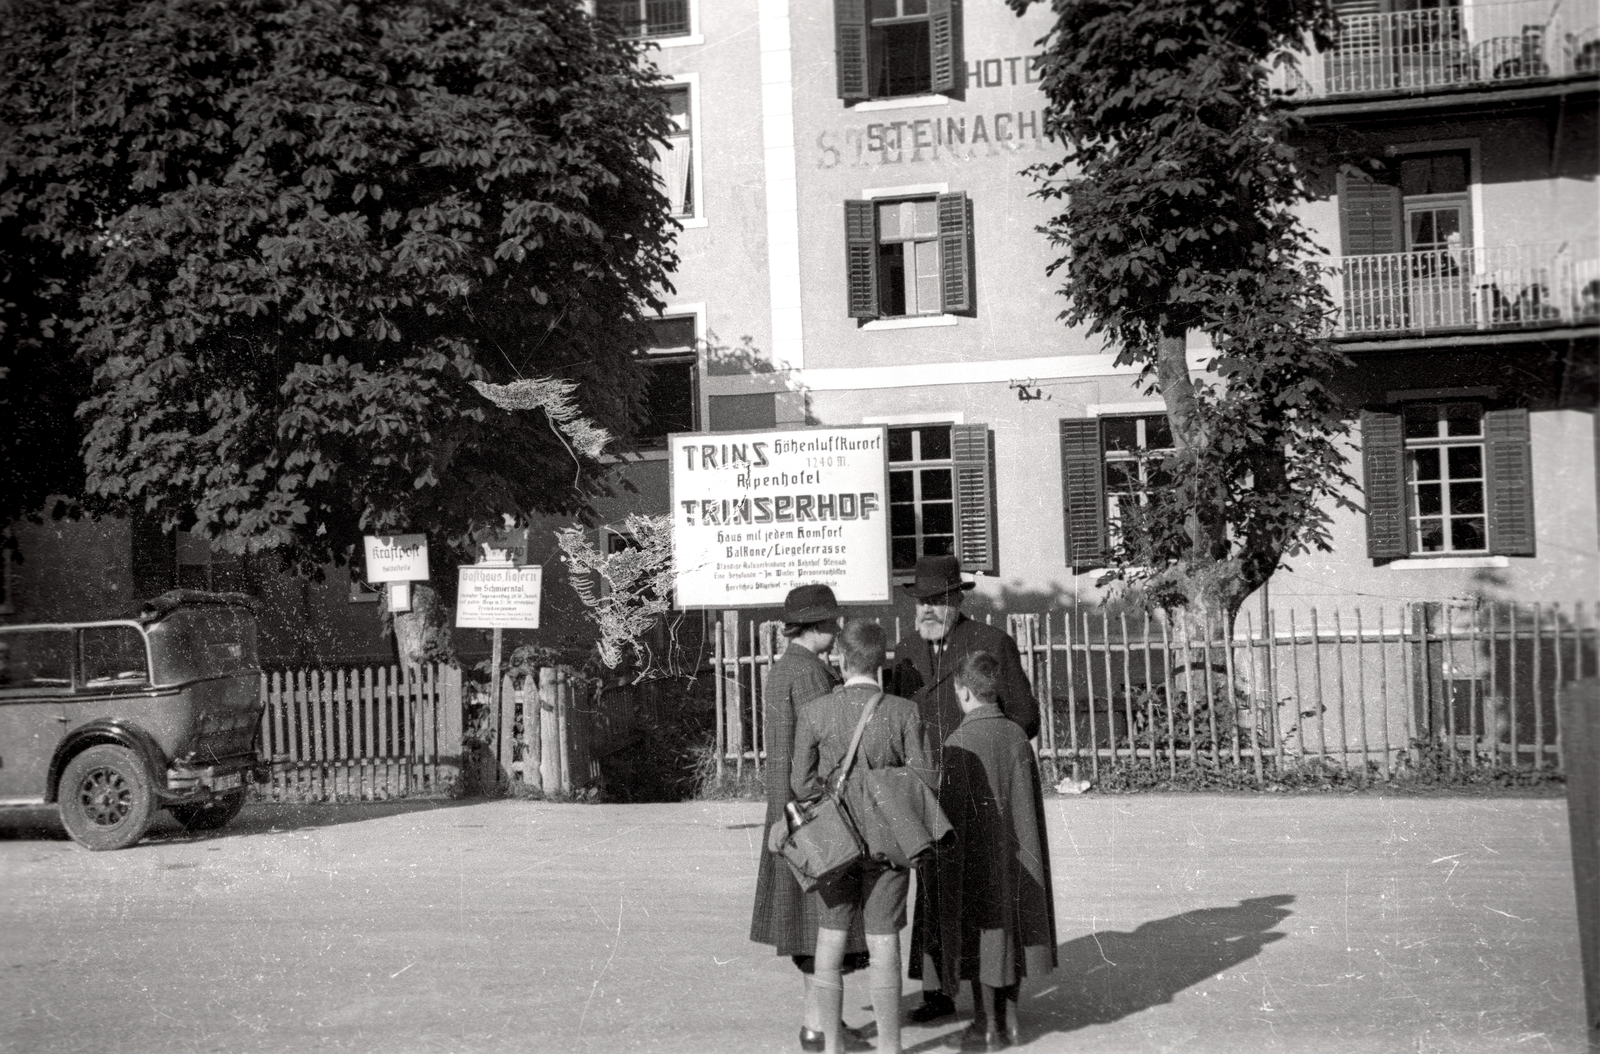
[1271,0,1599,99]
[1329,241,1600,337]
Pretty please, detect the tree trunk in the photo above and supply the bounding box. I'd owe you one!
[389,582,453,668]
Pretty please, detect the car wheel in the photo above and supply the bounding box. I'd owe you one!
[58,745,156,851]
[169,790,246,832]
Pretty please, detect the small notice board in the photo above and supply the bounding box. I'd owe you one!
[455,565,543,629]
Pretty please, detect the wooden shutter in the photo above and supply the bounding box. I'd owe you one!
[952,424,997,574]
[845,199,879,319]
[835,0,869,102]
[928,0,960,94]
[1361,409,1408,560]
[1485,407,1536,556]
[937,191,974,315]
[1059,418,1106,572]
[1339,174,1404,256]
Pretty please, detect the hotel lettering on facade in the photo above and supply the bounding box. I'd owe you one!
[589,0,1597,624]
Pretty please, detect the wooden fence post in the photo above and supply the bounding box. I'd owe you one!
[440,664,464,793]
[540,666,561,794]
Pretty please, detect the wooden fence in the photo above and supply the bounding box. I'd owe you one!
[254,662,632,802]
[711,601,1599,785]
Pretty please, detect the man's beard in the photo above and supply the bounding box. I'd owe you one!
[916,613,953,642]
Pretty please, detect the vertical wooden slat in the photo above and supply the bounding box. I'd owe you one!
[1356,609,1370,779]
[1379,607,1393,779]
[1065,609,1080,782]
[1444,605,1458,773]
[1120,612,1136,770]
[1083,610,1098,780]
[1182,617,1197,769]
[1466,606,1480,768]
[1290,611,1305,764]
[377,665,391,795]
[1042,612,1058,782]
[292,669,308,799]
[1266,609,1282,772]
[1143,612,1157,777]
[1201,613,1218,768]
[747,619,758,777]
[713,618,726,784]
[1311,609,1327,766]
[1099,609,1114,766]
[1487,604,1501,769]
[361,666,375,800]
[1161,614,1175,779]
[1400,605,1418,768]
[1532,603,1545,770]
[1508,606,1520,768]
[1552,604,1565,774]
[1334,610,1349,774]
[1223,618,1241,772]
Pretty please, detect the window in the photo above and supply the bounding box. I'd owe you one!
[652,84,695,220]
[596,0,690,39]
[1338,149,1473,332]
[636,316,699,447]
[1058,414,1174,572]
[845,192,974,320]
[0,629,73,691]
[835,0,960,103]
[1360,404,1534,560]
[0,549,11,614]
[1101,414,1174,543]
[81,626,150,688]
[887,423,997,575]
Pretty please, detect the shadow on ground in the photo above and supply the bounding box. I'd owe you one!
[0,797,480,846]
[902,894,1295,1051]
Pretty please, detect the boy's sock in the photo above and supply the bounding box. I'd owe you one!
[867,933,902,1054]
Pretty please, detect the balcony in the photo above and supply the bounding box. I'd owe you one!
[1330,240,1600,338]
[1272,0,1599,100]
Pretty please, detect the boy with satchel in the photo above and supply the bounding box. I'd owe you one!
[791,620,936,1054]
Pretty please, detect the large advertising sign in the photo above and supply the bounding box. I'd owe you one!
[669,426,891,609]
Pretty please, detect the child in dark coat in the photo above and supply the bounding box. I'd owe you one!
[933,652,1058,1050]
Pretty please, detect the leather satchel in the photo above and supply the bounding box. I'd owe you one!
[769,692,881,892]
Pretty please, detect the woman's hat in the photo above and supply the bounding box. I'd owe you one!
[783,583,842,625]
[901,554,977,601]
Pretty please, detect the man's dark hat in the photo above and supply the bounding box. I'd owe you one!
[902,554,977,601]
[783,583,843,625]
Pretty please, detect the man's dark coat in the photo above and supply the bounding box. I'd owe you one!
[905,613,1039,761]
[748,643,867,966]
[904,613,1040,985]
[928,704,1058,989]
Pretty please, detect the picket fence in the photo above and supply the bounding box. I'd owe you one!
[712,601,1600,785]
[254,663,635,802]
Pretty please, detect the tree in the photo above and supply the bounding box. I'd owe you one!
[1017,0,1357,632]
[1,0,679,658]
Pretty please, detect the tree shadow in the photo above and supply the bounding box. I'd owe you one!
[1024,894,1295,1036]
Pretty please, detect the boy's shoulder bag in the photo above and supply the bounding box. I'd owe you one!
[768,691,881,892]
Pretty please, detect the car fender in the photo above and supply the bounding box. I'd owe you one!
[47,721,169,803]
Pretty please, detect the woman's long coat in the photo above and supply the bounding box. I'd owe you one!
[927,704,1057,989]
[748,643,868,964]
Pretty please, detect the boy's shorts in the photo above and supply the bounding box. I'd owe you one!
[815,861,909,935]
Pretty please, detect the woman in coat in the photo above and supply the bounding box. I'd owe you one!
[749,585,872,1052]
[791,619,936,1054]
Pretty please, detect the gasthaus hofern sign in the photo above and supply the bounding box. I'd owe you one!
[668,426,891,608]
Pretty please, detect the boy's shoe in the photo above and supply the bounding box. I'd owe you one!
[799,1024,873,1052]
[908,992,957,1023]
[943,1022,1009,1052]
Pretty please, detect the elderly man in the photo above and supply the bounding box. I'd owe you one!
[899,554,1040,1025]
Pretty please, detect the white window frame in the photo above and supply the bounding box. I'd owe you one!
[658,74,705,229]
[594,0,702,46]
[887,422,959,574]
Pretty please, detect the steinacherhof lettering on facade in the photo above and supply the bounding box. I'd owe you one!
[669,427,891,608]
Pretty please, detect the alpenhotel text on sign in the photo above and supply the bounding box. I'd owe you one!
[669,427,892,609]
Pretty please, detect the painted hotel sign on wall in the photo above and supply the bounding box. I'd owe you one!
[669,426,892,609]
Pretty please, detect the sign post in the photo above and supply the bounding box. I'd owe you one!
[456,556,543,783]
[362,534,430,613]
[667,425,892,609]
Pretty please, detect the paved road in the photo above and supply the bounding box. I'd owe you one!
[0,794,1584,1054]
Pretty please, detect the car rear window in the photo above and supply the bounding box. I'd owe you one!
[81,625,152,688]
[146,606,260,686]
[0,629,75,691]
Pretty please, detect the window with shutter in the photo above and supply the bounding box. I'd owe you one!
[1364,402,1534,560]
[952,423,997,574]
[887,423,997,575]
[1059,418,1106,572]
[844,199,880,319]
[846,192,974,320]
[1361,409,1409,559]
[937,192,974,315]
[1484,407,1535,556]
[835,0,963,102]
[1339,174,1404,256]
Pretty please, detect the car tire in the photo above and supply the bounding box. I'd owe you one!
[58,745,156,851]
[169,790,247,832]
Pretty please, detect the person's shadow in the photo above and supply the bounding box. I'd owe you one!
[1025,894,1295,1035]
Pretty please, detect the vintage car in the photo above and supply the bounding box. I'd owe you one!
[0,591,264,850]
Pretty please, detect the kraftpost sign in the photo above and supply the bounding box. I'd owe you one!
[363,533,430,613]
[669,425,891,609]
